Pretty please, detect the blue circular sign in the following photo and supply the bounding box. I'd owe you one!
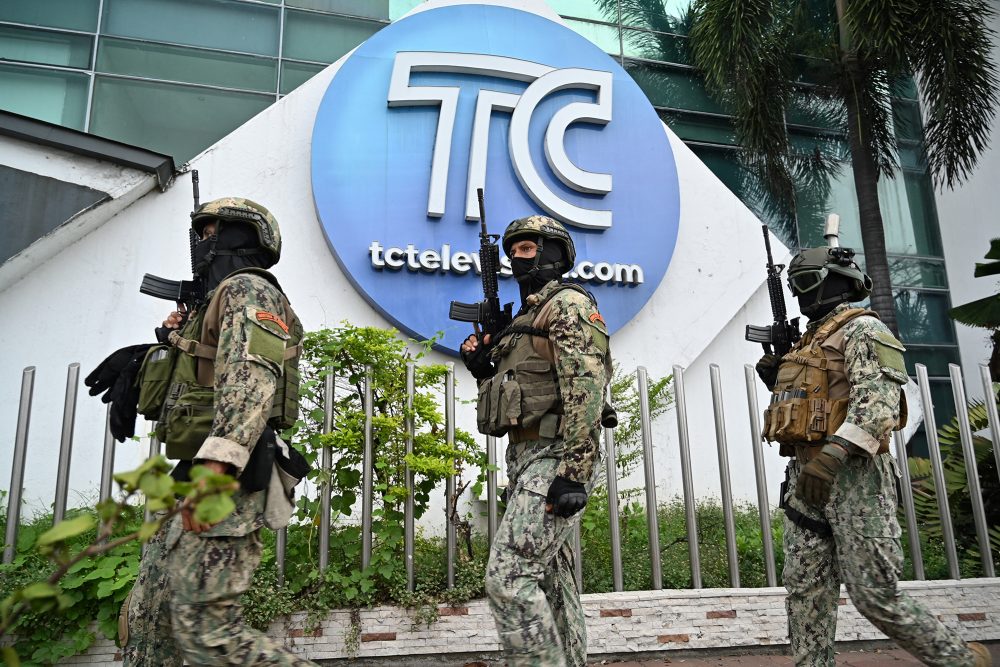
[312,3,679,353]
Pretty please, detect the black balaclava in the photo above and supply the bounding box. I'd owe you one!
[510,237,566,304]
[192,221,272,292]
[797,271,855,322]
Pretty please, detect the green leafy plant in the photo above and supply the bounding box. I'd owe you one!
[0,457,238,666]
[950,238,1000,381]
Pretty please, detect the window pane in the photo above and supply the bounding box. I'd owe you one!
[0,25,92,68]
[389,0,425,21]
[287,0,390,20]
[786,92,843,131]
[661,111,735,145]
[893,99,923,142]
[894,290,956,345]
[622,27,690,64]
[617,0,694,32]
[282,9,381,63]
[0,63,89,129]
[564,18,620,57]
[625,61,722,114]
[280,60,325,94]
[90,76,272,163]
[899,142,926,170]
[102,0,280,56]
[904,346,960,377]
[689,144,798,248]
[795,168,860,249]
[879,170,943,256]
[888,256,948,289]
[0,0,99,32]
[97,38,277,92]
[543,0,618,22]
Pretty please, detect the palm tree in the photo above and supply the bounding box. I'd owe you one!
[686,0,999,335]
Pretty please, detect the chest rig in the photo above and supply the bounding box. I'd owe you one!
[476,284,602,441]
[135,269,302,460]
[763,307,879,458]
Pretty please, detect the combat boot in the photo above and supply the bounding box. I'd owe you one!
[969,642,992,667]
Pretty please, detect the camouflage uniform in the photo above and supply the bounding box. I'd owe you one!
[123,273,314,667]
[483,279,610,667]
[781,303,974,667]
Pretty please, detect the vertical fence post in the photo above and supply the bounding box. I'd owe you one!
[573,522,583,594]
[637,367,662,590]
[604,386,624,592]
[980,364,1000,486]
[276,529,287,586]
[743,365,776,587]
[949,364,994,576]
[916,364,960,579]
[893,430,924,580]
[54,363,80,525]
[320,367,335,573]
[710,364,740,587]
[445,363,456,589]
[672,365,701,588]
[362,367,374,571]
[99,405,116,503]
[4,367,35,564]
[487,435,498,547]
[405,362,416,591]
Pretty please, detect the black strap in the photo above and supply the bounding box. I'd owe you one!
[779,481,832,537]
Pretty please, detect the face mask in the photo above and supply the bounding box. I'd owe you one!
[510,240,565,302]
[191,222,269,292]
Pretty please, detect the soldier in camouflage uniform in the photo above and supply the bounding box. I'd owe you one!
[755,246,990,667]
[122,197,315,666]
[461,216,610,667]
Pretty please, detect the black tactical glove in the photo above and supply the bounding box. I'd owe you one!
[545,475,588,518]
[460,335,496,380]
[85,344,153,400]
[86,344,155,442]
[795,443,848,508]
[755,353,781,391]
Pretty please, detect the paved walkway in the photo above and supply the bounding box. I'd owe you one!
[587,642,1000,665]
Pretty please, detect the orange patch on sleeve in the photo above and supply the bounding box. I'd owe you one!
[588,312,605,325]
[256,311,289,333]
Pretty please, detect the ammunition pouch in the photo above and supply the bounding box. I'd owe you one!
[476,359,560,437]
[762,397,849,445]
[136,345,177,420]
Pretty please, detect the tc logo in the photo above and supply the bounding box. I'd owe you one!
[311,2,679,353]
[387,52,614,229]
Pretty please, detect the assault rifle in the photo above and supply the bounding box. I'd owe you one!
[448,188,513,340]
[745,224,800,356]
[139,170,206,312]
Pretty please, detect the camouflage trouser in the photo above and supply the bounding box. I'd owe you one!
[485,440,588,667]
[782,453,974,667]
[122,495,315,666]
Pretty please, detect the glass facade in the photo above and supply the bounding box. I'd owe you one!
[0,0,956,416]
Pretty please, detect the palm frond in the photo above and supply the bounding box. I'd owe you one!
[950,295,1000,329]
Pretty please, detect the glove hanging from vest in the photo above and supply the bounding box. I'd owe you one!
[795,442,848,508]
[85,343,155,442]
[546,475,588,517]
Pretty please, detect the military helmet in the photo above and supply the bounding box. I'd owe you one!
[190,197,281,265]
[502,215,576,268]
[787,246,872,302]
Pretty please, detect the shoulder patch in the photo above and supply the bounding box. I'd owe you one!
[873,329,907,378]
[256,310,289,333]
[588,312,605,326]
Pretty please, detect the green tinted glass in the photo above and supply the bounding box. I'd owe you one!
[0,63,89,129]
[543,0,617,22]
[898,142,926,170]
[903,346,960,377]
[789,129,849,161]
[287,0,390,20]
[622,28,690,64]
[0,0,99,32]
[98,38,277,92]
[564,18,620,57]
[794,168,861,248]
[0,25,92,68]
[894,290,956,345]
[625,61,722,113]
[786,93,843,131]
[102,0,280,56]
[90,76,272,163]
[893,99,923,141]
[661,112,735,145]
[879,171,943,256]
[888,256,948,289]
[389,0,425,20]
[280,60,325,94]
[283,10,381,63]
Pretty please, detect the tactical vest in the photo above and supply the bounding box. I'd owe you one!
[135,269,303,460]
[476,284,611,441]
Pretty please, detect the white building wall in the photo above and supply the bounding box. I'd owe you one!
[0,0,788,522]
[935,7,1000,400]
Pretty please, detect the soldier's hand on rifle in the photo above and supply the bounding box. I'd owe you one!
[155,307,188,344]
[755,353,782,391]
[795,442,848,508]
[460,331,496,380]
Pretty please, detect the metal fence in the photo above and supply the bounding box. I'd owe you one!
[5,361,999,588]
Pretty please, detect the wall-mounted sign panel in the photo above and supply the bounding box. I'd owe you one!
[312,3,679,352]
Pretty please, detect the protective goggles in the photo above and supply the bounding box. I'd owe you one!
[787,268,828,294]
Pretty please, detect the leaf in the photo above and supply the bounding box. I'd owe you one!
[138,520,162,542]
[113,469,142,491]
[194,493,236,524]
[20,582,59,600]
[37,515,94,547]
